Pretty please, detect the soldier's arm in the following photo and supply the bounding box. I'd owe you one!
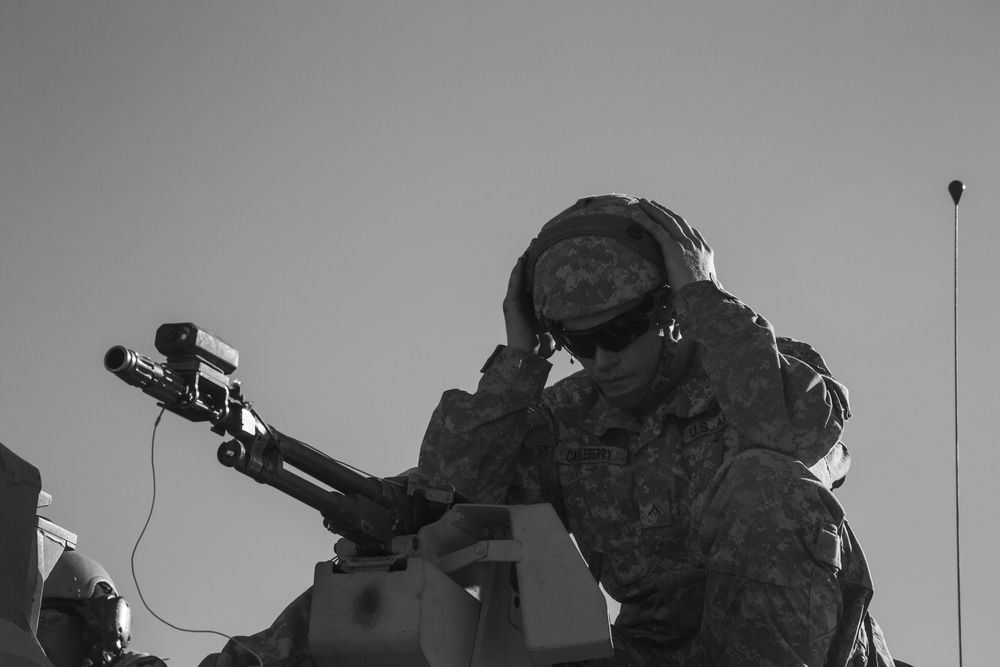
[673,281,849,465]
[417,345,551,504]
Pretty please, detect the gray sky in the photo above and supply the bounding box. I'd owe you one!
[2,2,998,665]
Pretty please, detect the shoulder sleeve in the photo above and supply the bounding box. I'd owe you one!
[673,280,849,465]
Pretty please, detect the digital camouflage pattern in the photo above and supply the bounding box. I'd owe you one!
[531,194,666,322]
[197,589,315,667]
[533,235,665,322]
[418,280,894,666]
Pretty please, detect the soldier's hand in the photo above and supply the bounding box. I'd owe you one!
[502,253,556,358]
[633,199,717,292]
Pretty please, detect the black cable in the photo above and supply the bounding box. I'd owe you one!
[130,407,264,666]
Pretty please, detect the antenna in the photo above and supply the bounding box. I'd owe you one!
[949,179,964,667]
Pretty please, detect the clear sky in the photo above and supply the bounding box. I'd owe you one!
[2,2,997,665]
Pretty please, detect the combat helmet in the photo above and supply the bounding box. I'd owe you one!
[38,551,132,666]
[524,193,696,407]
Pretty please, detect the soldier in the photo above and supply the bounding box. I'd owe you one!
[37,550,166,667]
[417,194,895,666]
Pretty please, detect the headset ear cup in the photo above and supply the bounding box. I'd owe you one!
[653,285,696,384]
[105,596,132,651]
[651,286,673,332]
[519,247,542,332]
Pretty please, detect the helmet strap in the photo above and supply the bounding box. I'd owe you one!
[621,288,697,412]
[649,336,697,398]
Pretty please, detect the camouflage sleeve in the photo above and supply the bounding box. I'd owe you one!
[197,588,316,667]
[673,280,850,465]
[417,345,551,504]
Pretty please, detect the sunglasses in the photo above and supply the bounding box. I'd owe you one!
[552,297,655,359]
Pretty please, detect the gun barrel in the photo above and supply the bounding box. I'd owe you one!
[277,431,399,510]
[104,346,189,406]
[103,329,444,552]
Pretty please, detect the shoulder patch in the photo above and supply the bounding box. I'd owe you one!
[682,412,727,444]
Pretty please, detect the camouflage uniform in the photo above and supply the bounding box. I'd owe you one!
[197,589,316,667]
[418,280,894,666]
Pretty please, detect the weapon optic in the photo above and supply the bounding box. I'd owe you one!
[104,323,455,555]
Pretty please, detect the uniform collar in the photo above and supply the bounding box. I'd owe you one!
[581,357,717,435]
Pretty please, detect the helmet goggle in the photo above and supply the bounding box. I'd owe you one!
[551,296,655,359]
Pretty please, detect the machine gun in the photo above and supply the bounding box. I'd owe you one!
[104,322,453,555]
[105,323,613,667]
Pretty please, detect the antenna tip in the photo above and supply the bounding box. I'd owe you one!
[949,180,965,205]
